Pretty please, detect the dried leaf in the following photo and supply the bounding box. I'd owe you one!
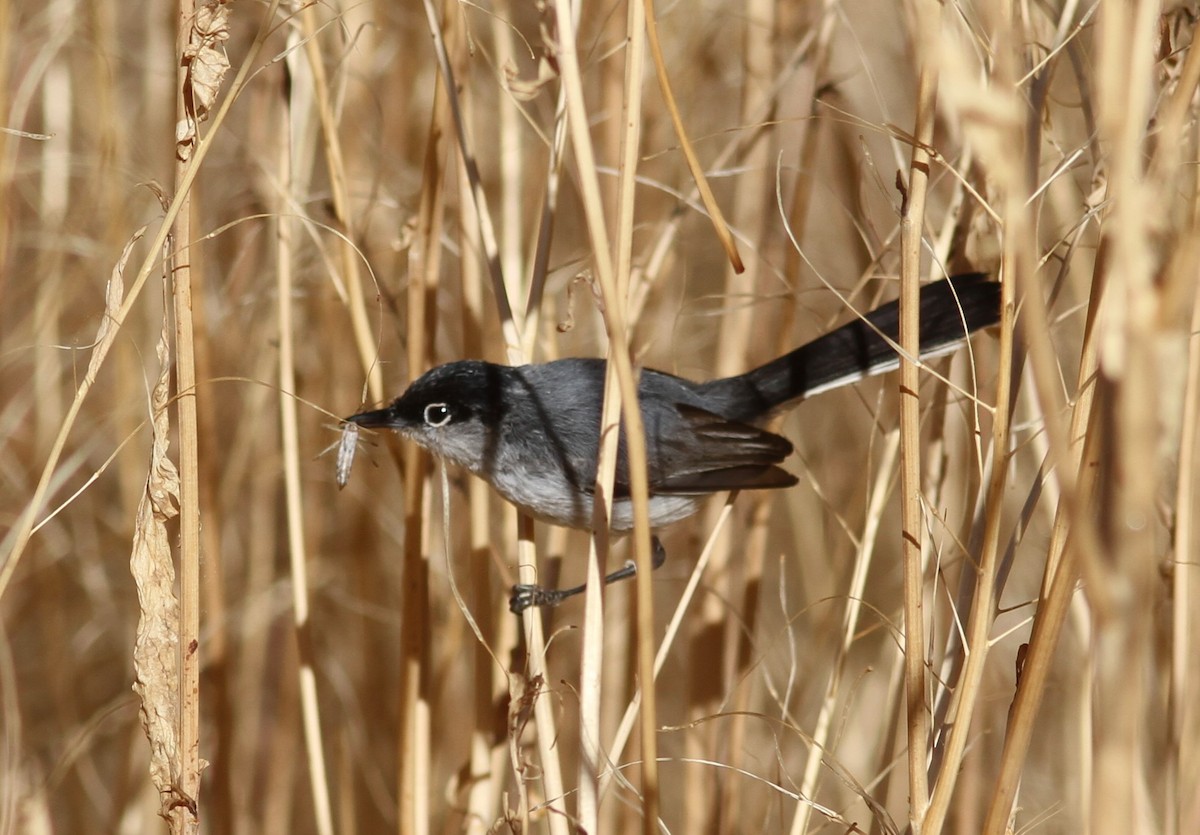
[182,3,231,112]
[187,45,229,117]
[502,56,558,102]
[193,3,230,42]
[176,2,232,161]
[175,119,196,162]
[130,295,182,807]
[87,228,146,380]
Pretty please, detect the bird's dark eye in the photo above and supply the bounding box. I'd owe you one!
[423,403,452,427]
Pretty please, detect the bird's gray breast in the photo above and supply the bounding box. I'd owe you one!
[482,361,606,528]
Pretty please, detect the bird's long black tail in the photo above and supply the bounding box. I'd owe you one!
[700,273,1001,423]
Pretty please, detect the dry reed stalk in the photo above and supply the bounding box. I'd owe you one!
[457,104,509,835]
[573,0,650,827]
[917,6,1017,835]
[703,3,776,830]
[432,4,571,832]
[548,0,665,830]
[581,0,653,827]
[790,429,900,834]
[1082,4,1179,832]
[168,1,206,831]
[777,13,842,835]
[298,4,384,404]
[896,0,939,823]
[278,31,335,835]
[1170,236,1200,835]
[0,0,11,284]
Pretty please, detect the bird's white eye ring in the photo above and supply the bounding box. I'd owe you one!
[424,403,452,427]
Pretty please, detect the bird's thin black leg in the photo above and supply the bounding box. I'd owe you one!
[509,537,668,614]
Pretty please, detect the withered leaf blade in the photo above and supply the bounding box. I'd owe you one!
[130,307,182,808]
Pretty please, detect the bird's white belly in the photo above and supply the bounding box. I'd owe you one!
[486,465,698,531]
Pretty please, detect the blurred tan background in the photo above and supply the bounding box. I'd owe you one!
[1,1,1198,833]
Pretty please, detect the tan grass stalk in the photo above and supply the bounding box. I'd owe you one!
[549,1,661,831]
[982,264,1108,832]
[577,367,617,831]
[458,126,508,835]
[0,0,10,269]
[896,0,940,823]
[600,502,738,784]
[712,4,777,830]
[167,1,208,830]
[576,0,650,828]
[420,3,575,830]
[643,0,742,273]
[397,65,441,835]
[0,618,20,835]
[922,188,1014,835]
[931,6,1075,832]
[1156,44,1200,835]
[1171,242,1200,835]
[520,98,569,361]
[492,7,525,294]
[920,6,1028,830]
[788,429,899,834]
[577,66,626,830]
[628,25,820,323]
[596,16,651,825]
[298,5,383,403]
[1084,5,1167,833]
[418,0,521,355]
[278,38,335,835]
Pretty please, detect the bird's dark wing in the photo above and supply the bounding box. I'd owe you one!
[615,402,797,497]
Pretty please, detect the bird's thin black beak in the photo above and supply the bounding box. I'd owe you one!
[345,405,395,429]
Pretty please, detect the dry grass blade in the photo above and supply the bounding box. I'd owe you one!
[298,4,385,402]
[643,0,743,273]
[277,33,336,832]
[547,0,661,830]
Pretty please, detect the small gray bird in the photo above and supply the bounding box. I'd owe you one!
[347,273,1000,611]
